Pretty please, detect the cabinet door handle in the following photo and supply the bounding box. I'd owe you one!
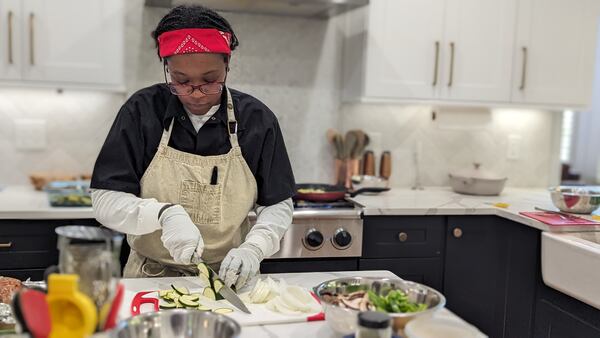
[519,46,528,90]
[447,42,455,87]
[8,11,14,64]
[0,242,13,248]
[452,227,463,238]
[398,232,408,242]
[432,41,440,86]
[29,13,35,66]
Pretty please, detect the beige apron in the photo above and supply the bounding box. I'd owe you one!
[123,89,258,278]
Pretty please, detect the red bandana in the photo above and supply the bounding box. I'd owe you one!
[158,28,232,58]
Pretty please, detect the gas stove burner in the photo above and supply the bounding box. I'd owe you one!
[294,199,355,209]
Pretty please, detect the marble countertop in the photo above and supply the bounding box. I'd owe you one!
[0,185,94,219]
[2,185,599,233]
[117,270,486,338]
[349,187,600,232]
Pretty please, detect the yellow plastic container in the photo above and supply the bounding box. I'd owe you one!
[47,274,97,338]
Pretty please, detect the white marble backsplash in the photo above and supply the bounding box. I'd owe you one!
[0,1,560,188]
[341,104,560,188]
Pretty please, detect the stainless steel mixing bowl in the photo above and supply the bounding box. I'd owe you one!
[109,310,241,338]
[313,277,445,336]
[549,186,600,214]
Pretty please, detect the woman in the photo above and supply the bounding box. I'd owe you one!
[90,5,295,289]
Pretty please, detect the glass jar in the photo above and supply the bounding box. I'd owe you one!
[356,311,393,338]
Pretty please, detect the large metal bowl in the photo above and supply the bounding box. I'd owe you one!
[109,310,241,338]
[313,277,445,336]
[549,186,600,214]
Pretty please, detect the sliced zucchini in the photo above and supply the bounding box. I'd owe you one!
[171,284,190,296]
[199,274,211,287]
[197,262,212,278]
[174,298,183,308]
[179,297,199,308]
[159,302,177,309]
[162,291,175,301]
[197,305,212,311]
[203,287,216,301]
[183,294,200,302]
[158,290,170,298]
[212,278,224,293]
[212,308,234,314]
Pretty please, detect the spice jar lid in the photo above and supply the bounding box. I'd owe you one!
[358,311,391,329]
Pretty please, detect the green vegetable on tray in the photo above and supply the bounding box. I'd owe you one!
[156,262,236,313]
[368,290,428,313]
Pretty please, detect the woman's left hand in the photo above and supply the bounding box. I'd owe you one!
[219,243,264,289]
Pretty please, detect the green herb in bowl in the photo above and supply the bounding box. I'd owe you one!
[368,290,427,313]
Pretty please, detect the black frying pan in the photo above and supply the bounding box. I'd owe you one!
[295,183,390,202]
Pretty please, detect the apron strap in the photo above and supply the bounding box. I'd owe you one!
[225,87,240,148]
[159,88,239,149]
[159,118,176,148]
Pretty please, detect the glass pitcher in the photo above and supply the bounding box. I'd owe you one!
[55,225,123,310]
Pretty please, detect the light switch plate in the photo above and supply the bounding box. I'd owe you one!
[15,119,47,151]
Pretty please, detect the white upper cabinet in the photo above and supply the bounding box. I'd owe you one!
[361,0,446,100]
[512,0,600,106]
[343,0,600,108]
[0,0,23,80]
[440,0,517,102]
[0,0,124,91]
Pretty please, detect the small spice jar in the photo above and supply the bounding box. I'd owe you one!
[356,311,393,338]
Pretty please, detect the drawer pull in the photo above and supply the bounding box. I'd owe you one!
[0,242,13,248]
[453,228,463,238]
[398,232,408,242]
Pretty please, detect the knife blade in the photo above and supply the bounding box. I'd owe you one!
[206,265,251,314]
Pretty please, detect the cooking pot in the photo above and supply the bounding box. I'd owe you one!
[448,163,507,196]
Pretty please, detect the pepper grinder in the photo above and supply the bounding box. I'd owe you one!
[379,151,392,180]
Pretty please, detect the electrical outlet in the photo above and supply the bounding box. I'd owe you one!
[15,119,47,151]
[507,134,522,160]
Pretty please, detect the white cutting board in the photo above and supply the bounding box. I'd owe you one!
[118,276,323,327]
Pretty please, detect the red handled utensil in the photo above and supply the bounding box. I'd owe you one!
[130,290,159,316]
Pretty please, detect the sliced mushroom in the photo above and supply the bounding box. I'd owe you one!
[347,291,366,300]
[341,296,363,310]
[359,292,369,311]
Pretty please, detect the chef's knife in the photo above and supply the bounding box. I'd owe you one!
[204,264,251,314]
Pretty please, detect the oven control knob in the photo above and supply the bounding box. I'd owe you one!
[303,228,324,250]
[332,228,352,249]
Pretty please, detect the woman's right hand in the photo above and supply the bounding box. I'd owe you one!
[159,205,204,264]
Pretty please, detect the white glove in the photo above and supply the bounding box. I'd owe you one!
[219,243,264,289]
[159,205,204,264]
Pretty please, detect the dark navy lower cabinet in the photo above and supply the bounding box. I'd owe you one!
[260,258,358,274]
[0,219,101,279]
[443,216,539,338]
[534,282,600,338]
[359,216,445,291]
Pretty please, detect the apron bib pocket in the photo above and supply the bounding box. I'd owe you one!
[180,179,222,225]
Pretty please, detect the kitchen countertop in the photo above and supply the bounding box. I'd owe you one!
[0,185,94,219]
[2,185,599,233]
[117,270,486,338]
[349,187,600,232]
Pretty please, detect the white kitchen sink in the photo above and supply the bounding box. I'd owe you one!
[542,231,600,309]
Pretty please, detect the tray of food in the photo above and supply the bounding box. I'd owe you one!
[45,180,92,207]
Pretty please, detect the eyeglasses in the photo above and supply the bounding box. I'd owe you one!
[167,82,224,96]
[163,61,225,96]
